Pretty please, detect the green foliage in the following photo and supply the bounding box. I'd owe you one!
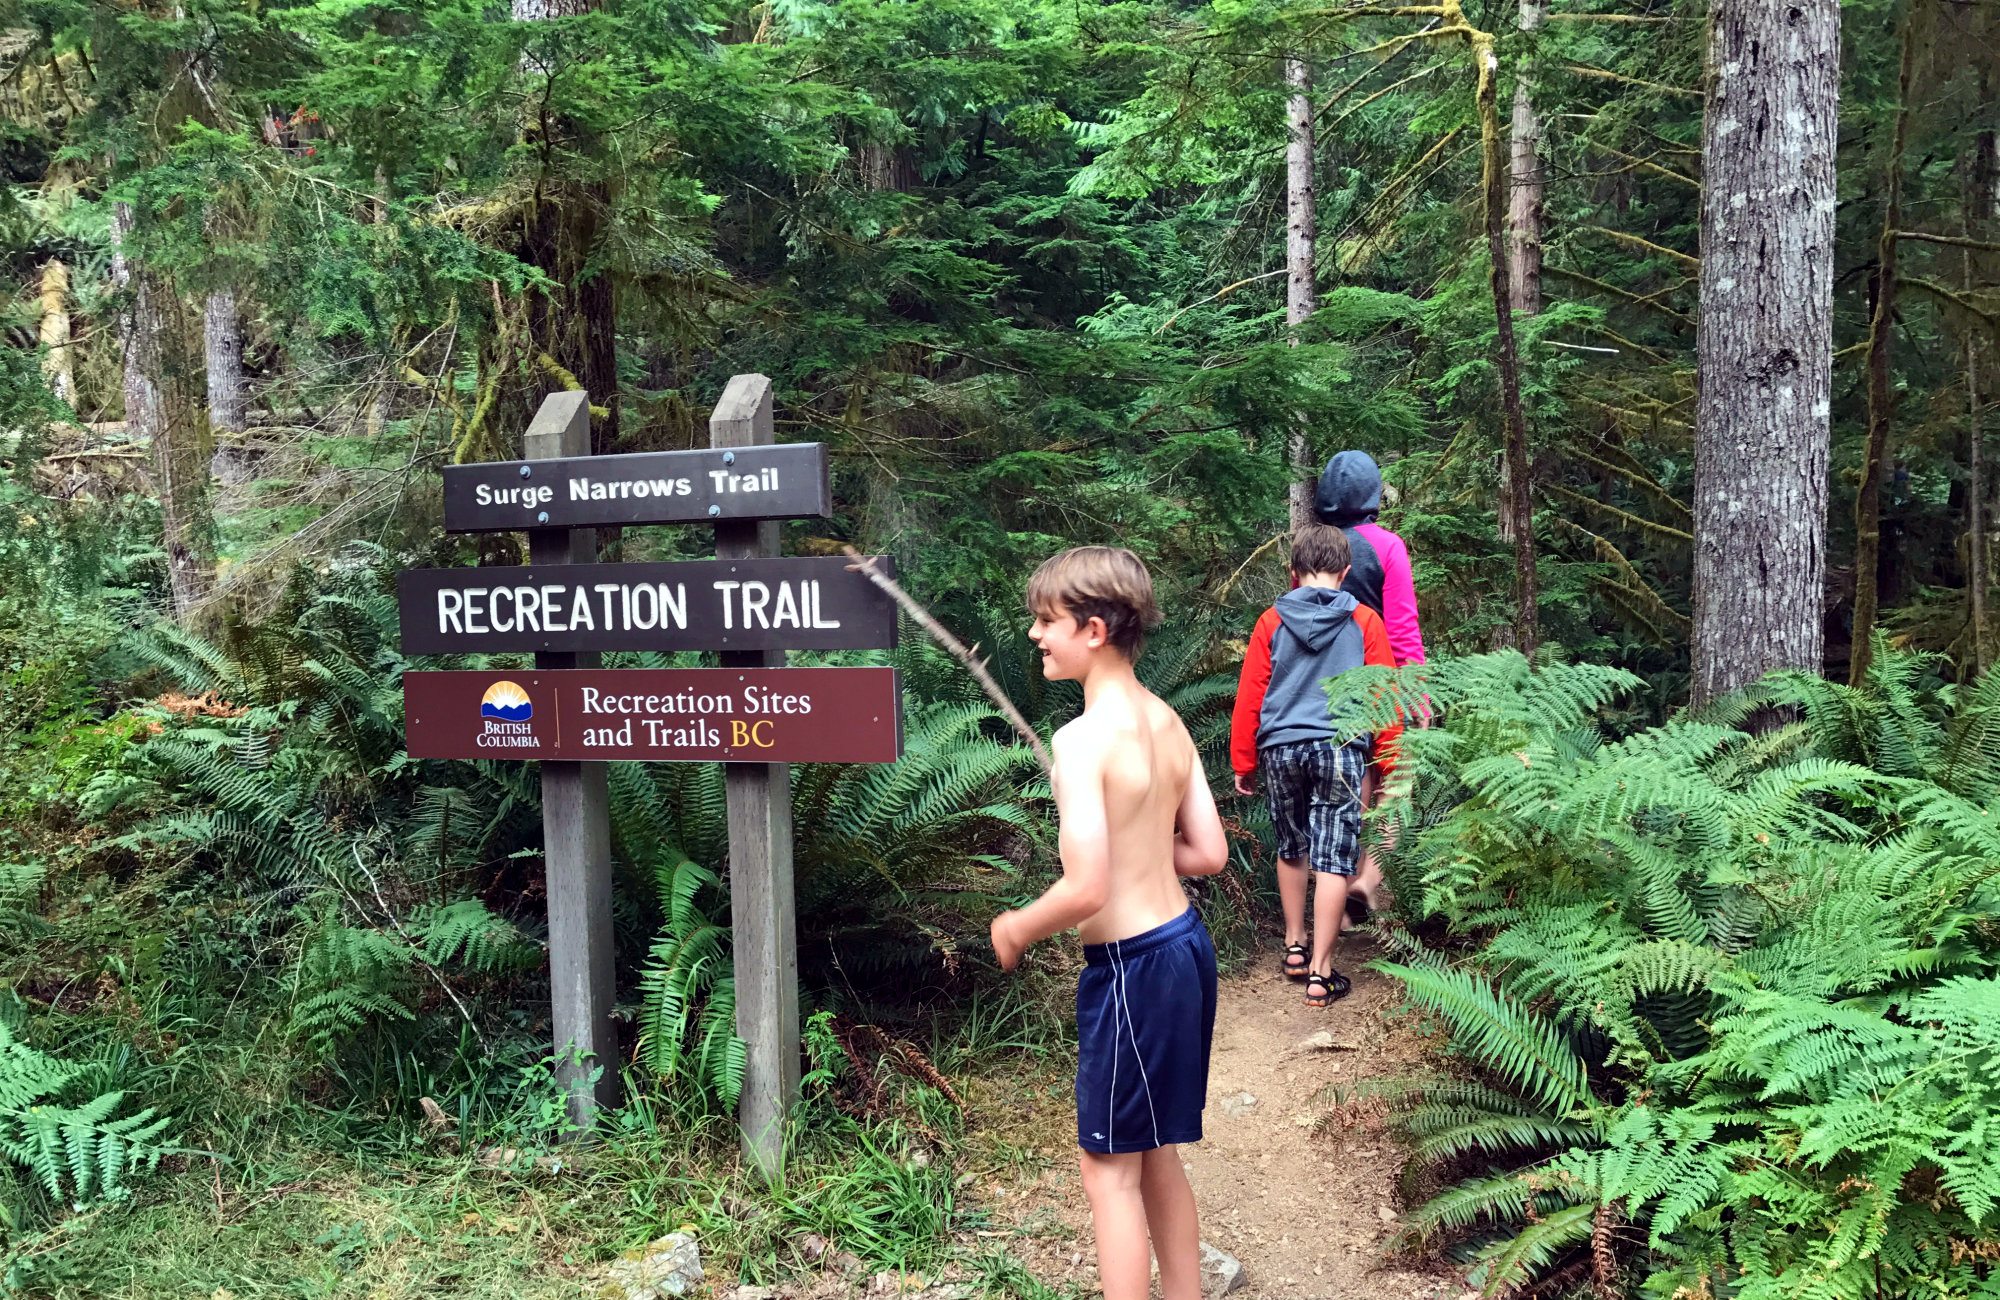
[0,1020,172,1215]
[1348,651,2000,1297]
[289,898,540,1058]
[636,855,743,1110]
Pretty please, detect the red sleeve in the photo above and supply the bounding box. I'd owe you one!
[1230,609,1280,777]
[1356,606,1402,775]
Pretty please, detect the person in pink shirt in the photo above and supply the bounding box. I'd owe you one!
[1313,451,1426,669]
[1313,451,1425,921]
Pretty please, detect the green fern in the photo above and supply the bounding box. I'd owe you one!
[636,856,743,1108]
[0,1023,171,1207]
[1366,649,2000,1296]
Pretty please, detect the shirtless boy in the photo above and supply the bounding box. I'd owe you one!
[989,546,1231,1300]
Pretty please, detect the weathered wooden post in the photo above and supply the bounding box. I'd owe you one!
[524,390,620,1130]
[709,374,799,1177]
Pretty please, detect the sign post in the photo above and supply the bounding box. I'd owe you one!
[709,374,798,1178]
[523,391,620,1129]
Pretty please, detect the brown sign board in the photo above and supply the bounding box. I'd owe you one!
[396,557,898,655]
[403,667,903,764]
[442,443,829,533]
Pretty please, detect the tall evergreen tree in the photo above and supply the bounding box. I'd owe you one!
[1690,0,1841,706]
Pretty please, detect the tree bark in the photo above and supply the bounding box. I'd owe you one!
[1970,326,1988,676]
[204,287,246,436]
[512,0,618,458]
[1689,0,1839,709]
[1286,53,1319,533]
[39,259,74,407]
[115,202,215,619]
[1506,0,1546,316]
[1477,40,1540,654]
[1967,114,1997,676]
[1497,0,1545,561]
[1848,6,1917,686]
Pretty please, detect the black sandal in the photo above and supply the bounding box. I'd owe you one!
[1304,970,1352,1007]
[1280,943,1309,980]
[1344,892,1373,926]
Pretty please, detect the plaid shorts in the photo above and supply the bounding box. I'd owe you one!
[1261,740,1367,876]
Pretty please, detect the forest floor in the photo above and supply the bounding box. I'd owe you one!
[10,934,1466,1300]
[948,931,1469,1300]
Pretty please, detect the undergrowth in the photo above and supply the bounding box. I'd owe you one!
[1331,646,2000,1299]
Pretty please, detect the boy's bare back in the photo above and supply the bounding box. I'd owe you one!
[1056,679,1212,946]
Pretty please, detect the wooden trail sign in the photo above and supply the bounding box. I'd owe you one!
[399,379,894,1171]
[402,667,903,763]
[443,443,829,532]
[396,557,898,655]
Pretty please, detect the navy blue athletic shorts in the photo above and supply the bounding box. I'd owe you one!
[1075,907,1219,1155]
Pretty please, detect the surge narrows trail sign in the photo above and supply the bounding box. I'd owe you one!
[397,379,900,1176]
[442,443,830,532]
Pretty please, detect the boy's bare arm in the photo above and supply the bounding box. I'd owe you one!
[1174,745,1229,877]
[990,727,1111,970]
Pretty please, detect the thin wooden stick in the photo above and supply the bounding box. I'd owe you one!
[843,547,1053,773]
[346,844,494,1056]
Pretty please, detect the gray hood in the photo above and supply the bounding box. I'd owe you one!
[1314,451,1382,527]
[1275,586,1358,653]
[1256,585,1370,753]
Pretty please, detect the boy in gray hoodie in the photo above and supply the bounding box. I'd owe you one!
[1229,525,1400,1005]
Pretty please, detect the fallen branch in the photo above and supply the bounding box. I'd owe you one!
[345,844,494,1057]
[1217,530,1286,600]
[842,547,1053,773]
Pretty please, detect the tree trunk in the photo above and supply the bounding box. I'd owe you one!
[1967,116,1997,676]
[115,202,215,619]
[1477,41,1540,654]
[1506,0,1545,316]
[204,287,246,436]
[1970,325,1988,676]
[369,164,394,439]
[1286,53,1319,533]
[39,259,74,406]
[1689,0,1840,709]
[1496,0,1545,561]
[512,0,618,458]
[1848,6,1917,686]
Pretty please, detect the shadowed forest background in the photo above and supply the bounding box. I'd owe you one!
[3,0,2000,1297]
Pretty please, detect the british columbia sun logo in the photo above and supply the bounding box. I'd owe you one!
[479,680,533,722]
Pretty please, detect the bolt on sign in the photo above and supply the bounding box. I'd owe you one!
[404,668,902,764]
[443,443,829,532]
[397,557,898,655]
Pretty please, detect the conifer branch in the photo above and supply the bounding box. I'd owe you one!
[1537,481,1693,543]
[1575,225,1700,270]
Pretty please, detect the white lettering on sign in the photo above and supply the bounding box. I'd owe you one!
[639,718,724,747]
[433,582,696,638]
[472,483,554,510]
[569,476,694,501]
[708,467,781,495]
[708,579,841,631]
[578,686,738,715]
[743,685,812,715]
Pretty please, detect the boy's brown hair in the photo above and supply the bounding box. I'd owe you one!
[1026,546,1162,658]
[1290,523,1351,578]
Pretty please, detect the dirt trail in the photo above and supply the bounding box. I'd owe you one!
[974,933,1465,1299]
